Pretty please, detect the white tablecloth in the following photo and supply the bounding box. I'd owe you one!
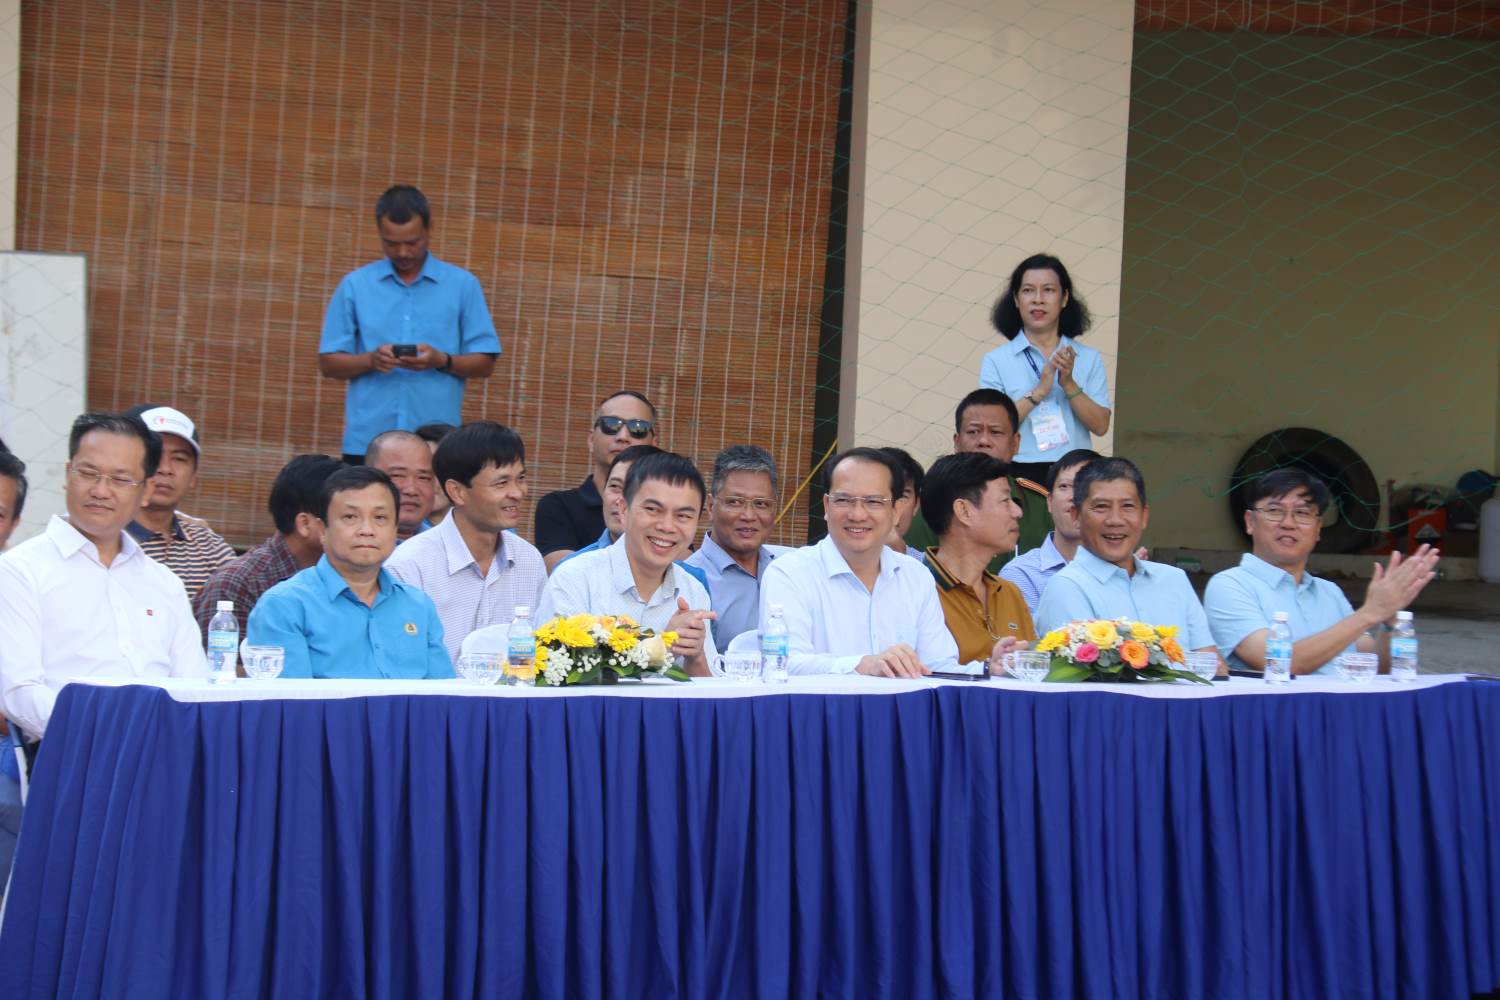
[70,673,1467,703]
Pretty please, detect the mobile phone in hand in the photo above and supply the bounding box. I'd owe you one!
[392,344,418,358]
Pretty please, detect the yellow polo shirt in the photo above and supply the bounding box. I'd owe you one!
[923,547,1037,664]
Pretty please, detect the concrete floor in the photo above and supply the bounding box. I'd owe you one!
[1186,576,1500,676]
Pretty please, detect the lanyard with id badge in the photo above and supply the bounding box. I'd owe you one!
[1023,347,1071,452]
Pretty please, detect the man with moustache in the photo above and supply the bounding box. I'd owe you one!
[1204,468,1438,675]
[125,404,237,602]
[1034,457,1214,653]
[920,452,1037,665]
[387,421,546,662]
[535,391,659,571]
[248,466,452,679]
[318,185,500,465]
[366,430,437,541]
[759,448,976,678]
[538,452,716,677]
[1000,448,1100,612]
[0,412,207,749]
[902,388,1051,569]
[685,445,790,652]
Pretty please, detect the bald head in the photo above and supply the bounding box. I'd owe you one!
[365,431,434,539]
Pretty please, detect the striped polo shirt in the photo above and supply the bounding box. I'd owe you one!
[127,512,237,603]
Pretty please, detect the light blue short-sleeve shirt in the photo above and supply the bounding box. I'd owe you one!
[247,557,454,679]
[1034,547,1213,650]
[319,254,502,454]
[1203,553,1358,674]
[978,335,1110,463]
[684,532,790,653]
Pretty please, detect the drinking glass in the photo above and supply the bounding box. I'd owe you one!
[241,645,285,680]
[713,652,762,683]
[457,653,504,685]
[1184,651,1219,682]
[1005,650,1052,682]
[1337,652,1378,684]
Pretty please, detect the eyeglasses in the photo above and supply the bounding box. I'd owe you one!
[68,464,147,491]
[827,493,891,511]
[1253,505,1319,526]
[717,495,775,514]
[594,416,654,439]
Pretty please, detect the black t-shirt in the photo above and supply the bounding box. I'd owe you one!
[534,476,604,555]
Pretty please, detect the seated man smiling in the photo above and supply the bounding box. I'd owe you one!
[537,452,716,676]
[248,466,453,678]
[1034,457,1215,656]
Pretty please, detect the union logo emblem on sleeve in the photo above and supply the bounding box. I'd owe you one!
[404,622,418,635]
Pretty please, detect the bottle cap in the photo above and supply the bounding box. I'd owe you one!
[1273,611,1289,621]
[216,600,233,612]
[514,606,530,618]
[1395,610,1412,621]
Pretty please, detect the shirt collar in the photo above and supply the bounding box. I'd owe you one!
[1240,551,1314,593]
[924,546,999,594]
[1073,544,1148,583]
[1010,333,1072,356]
[1037,532,1068,570]
[47,514,143,565]
[699,531,776,575]
[313,554,395,604]
[436,511,512,576]
[816,534,904,582]
[607,534,680,604]
[577,476,603,509]
[594,527,613,549]
[380,253,440,284]
[125,514,187,542]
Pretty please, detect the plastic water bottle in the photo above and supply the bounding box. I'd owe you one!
[507,606,536,685]
[761,604,789,684]
[207,600,239,684]
[1390,611,1418,682]
[1265,611,1292,685]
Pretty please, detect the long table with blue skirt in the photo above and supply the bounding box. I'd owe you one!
[1,673,1497,999]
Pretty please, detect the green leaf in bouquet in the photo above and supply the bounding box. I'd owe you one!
[663,665,692,682]
[1045,661,1092,683]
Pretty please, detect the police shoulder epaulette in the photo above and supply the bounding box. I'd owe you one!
[1016,477,1049,499]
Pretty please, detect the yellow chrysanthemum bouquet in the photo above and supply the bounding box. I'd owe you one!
[1033,619,1208,684]
[533,613,686,686]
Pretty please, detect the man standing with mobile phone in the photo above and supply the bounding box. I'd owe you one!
[318,185,502,465]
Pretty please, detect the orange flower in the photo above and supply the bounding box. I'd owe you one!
[1119,640,1150,669]
[1160,637,1185,664]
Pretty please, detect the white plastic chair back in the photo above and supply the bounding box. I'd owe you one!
[726,629,761,654]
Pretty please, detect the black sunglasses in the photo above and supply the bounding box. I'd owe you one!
[594,416,654,439]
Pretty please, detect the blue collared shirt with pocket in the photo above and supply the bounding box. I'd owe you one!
[1035,546,1213,650]
[978,334,1110,462]
[1203,553,1358,674]
[247,556,454,679]
[684,532,790,653]
[319,254,502,455]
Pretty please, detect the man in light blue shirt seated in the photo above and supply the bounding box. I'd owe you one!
[685,445,790,652]
[1203,468,1439,675]
[1035,457,1216,655]
[317,185,502,463]
[248,466,453,679]
[538,452,717,676]
[1000,447,1099,612]
[760,448,999,678]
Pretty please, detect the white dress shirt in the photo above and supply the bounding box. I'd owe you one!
[537,537,715,656]
[0,515,208,741]
[385,515,547,662]
[757,535,960,675]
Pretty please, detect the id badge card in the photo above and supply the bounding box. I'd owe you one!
[1030,399,1070,452]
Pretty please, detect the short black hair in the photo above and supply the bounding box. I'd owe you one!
[877,447,925,498]
[318,465,401,522]
[824,447,906,501]
[1045,448,1102,491]
[0,450,27,519]
[68,411,162,480]
[433,421,526,504]
[954,388,1019,437]
[1072,456,1147,507]
[991,253,1092,341]
[920,452,1011,537]
[1247,467,1333,515]
[597,390,659,422]
[375,184,430,228]
[607,444,664,480]
[413,422,457,445]
[622,451,705,506]
[269,455,345,535]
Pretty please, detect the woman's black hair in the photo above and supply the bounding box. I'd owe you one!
[990,253,1092,341]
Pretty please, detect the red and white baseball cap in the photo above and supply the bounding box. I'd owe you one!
[134,405,202,457]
